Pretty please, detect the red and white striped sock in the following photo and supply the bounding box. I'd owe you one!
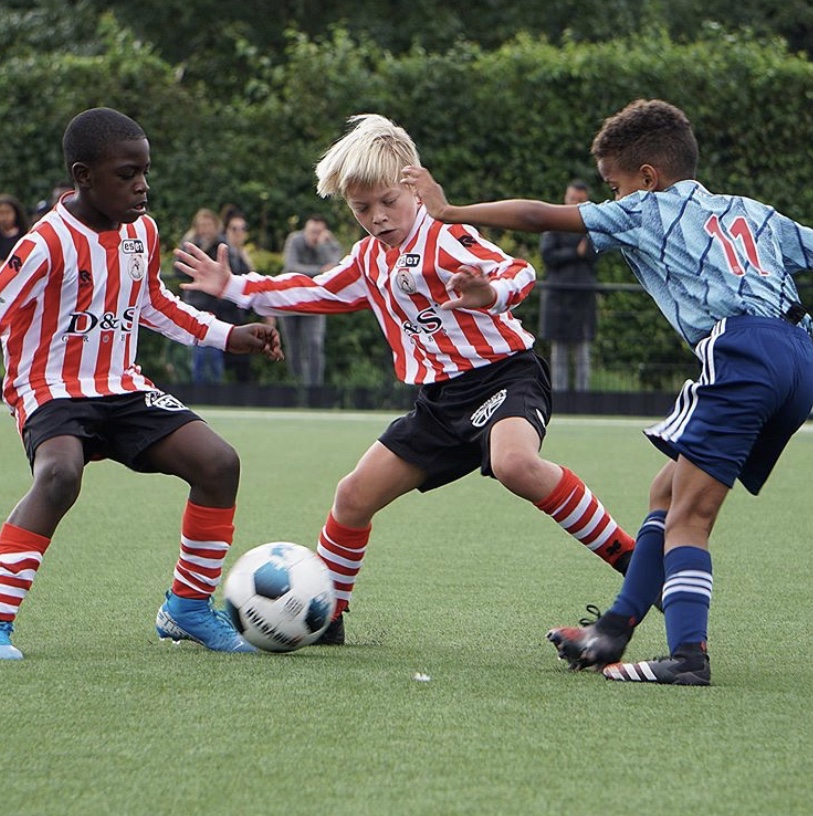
[0,523,51,623]
[535,467,634,568]
[317,512,371,617]
[170,501,235,600]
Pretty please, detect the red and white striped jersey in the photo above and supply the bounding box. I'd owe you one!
[0,198,232,433]
[223,206,536,384]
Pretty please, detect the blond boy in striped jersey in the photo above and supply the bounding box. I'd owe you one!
[176,114,637,645]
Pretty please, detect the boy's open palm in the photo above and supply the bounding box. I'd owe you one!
[175,242,233,297]
[174,243,284,361]
[442,265,497,311]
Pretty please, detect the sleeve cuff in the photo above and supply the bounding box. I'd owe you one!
[222,274,253,308]
[200,318,233,349]
[486,280,509,313]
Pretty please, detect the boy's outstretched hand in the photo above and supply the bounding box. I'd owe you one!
[400,166,450,221]
[175,242,284,361]
[175,242,233,296]
[228,324,284,361]
[442,265,497,311]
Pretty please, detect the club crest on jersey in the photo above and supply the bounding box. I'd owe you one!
[145,391,187,412]
[127,253,145,280]
[396,269,417,295]
[470,388,507,428]
[395,254,420,294]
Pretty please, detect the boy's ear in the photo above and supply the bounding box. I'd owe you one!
[70,162,92,188]
[639,164,660,192]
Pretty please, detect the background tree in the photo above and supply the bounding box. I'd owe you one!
[2,3,812,392]
[9,1,811,99]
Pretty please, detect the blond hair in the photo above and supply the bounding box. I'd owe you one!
[315,114,420,199]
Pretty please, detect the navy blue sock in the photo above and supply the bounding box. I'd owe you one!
[607,510,666,624]
[663,546,713,655]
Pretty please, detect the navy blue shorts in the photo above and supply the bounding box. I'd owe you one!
[379,350,552,492]
[22,391,201,473]
[645,316,813,494]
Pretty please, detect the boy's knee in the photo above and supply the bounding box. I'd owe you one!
[332,472,371,520]
[667,494,720,534]
[209,442,240,480]
[491,450,535,494]
[333,472,357,508]
[35,459,83,510]
[192,441,240,493]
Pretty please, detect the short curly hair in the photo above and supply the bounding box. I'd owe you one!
[62,107,146,177]
[591,99,698,179]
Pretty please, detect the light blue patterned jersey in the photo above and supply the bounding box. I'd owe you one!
[579,180,813,347]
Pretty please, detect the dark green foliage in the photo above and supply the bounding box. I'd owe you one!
[55,0,813,67]
[2,13,812,391]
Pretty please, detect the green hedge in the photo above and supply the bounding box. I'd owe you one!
[2,20,812,388]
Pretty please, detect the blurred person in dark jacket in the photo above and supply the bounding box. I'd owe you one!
[539,181,598,392]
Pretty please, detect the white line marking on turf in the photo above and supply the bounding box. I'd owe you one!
[196,408,652,426]
[195,407,812,432]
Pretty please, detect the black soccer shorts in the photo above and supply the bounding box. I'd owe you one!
[379,350,552,492]
[22,391,202,472]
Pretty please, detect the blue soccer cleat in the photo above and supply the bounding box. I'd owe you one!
[156,591,257,653]
[0,620,23,660]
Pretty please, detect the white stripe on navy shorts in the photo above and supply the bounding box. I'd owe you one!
[644,315,813,494]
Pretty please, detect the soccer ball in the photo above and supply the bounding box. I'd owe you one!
[224,542,336,652]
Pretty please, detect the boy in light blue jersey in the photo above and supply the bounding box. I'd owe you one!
[402,99,813,685]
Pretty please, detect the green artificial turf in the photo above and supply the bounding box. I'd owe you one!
[2,409,811,815]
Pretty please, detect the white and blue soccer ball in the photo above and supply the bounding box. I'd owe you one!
[224,542,336,652]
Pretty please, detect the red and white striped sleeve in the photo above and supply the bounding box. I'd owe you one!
[0,234,51,331]
[219,250,370,316]
[137,217,233,349]
[436,222,536,312]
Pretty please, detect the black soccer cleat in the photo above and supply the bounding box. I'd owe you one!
[602,643,711,686]
[314,612,345,646]
[546,609,633,671]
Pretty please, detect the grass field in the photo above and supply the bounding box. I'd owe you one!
[2,408,812,816]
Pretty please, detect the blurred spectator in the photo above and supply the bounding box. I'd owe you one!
[220,206,255,383]
[31,181,73,224]
[280,215,342,386]
[177,208,230,384]
[0,193,30,260]
[539,181,598,392]
[221,205,253,276]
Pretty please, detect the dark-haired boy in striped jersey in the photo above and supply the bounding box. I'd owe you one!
[0,107,282,660]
